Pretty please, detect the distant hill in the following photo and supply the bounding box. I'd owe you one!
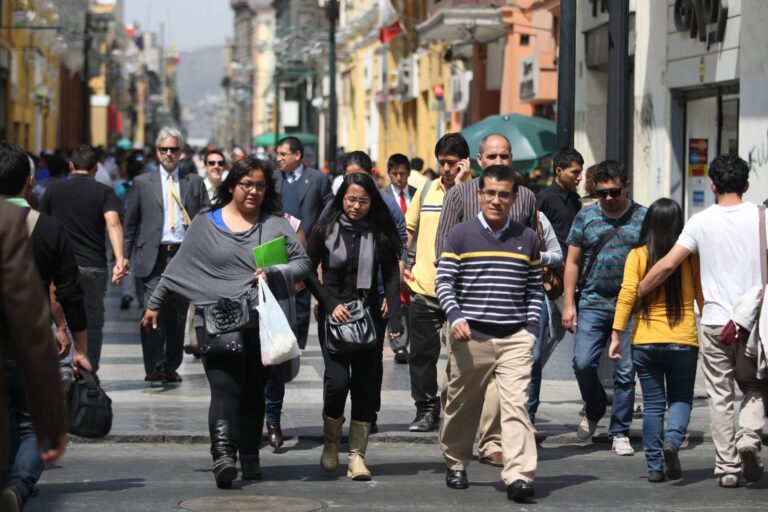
[177,46,227,142]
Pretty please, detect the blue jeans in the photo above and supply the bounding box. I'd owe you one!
[572,308,635,438]
[527,298,550,422]
[264,367,284,425]
[632,343,698,472]
[5,361,44,503]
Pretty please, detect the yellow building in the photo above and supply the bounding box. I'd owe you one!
[5,1,62,152]
[338,0,455,170]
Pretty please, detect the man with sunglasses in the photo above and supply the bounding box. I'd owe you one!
[124,126,209,384]
[203,149,226,202]
[562,160,647,455]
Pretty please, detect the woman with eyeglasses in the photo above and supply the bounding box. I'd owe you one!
[306,172,402,481]
[608,198,703,483]
[141,157,310,489]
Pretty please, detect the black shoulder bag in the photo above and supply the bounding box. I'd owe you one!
[575,203,640,308]
[325,297,377,354]
[69,370,113,438]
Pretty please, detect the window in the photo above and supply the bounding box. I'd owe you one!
[520,34,530,46]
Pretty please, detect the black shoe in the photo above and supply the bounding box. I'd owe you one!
[240,454,262,480]
[663,443,682,480]
[445,469,468,489]
[120,296,133,310]
[648,471,665,483]
[394,348,409,364]
[210,420,238,489]
[370,422,379,434]
[507,480,535,502]
[266,423,284,448]
[409,413,439,432]
[739,447,765,483]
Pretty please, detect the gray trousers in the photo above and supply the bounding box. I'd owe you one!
[140,249,187,374]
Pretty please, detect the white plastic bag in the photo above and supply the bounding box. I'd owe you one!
[257,276,300,366]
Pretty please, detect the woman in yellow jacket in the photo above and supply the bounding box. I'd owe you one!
[609,198,703,483]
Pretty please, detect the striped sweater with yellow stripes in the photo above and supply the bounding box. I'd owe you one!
[436,216,544,340]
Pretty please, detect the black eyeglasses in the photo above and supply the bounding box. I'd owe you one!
[595,187,624,199]
[159,147,180,154]
[238,182,267,192]
[478,189,514,202]
[206,161,224,167]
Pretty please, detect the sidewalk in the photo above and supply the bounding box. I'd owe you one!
[91,285,720,446]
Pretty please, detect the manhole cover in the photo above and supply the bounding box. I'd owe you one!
[179,495,325,512]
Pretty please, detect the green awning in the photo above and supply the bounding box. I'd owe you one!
[253,132,318,147]
[460,114,556,173]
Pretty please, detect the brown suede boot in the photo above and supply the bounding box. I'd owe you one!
[321,414,345,473]
[347,420,372,481]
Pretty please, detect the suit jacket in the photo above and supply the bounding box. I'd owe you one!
[123,168,209,278]
[273,166,333,238]
[0,201,68,473]
[381,184,418,211]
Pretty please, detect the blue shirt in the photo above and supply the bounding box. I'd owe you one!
[160,166,186,244]
[284,164,304,184]
[566,201,647,311]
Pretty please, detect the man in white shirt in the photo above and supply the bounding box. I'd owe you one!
[638,154,768,488]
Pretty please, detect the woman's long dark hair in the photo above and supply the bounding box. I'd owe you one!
[212,156,282,215]
[638,198,685,326]
[314,172,401,256]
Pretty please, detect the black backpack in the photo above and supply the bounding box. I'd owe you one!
[68,370,113,438]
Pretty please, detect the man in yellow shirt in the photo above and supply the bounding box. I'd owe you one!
[404,134,470,432]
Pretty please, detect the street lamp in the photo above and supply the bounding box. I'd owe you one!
[82,11,111,144]
[325,0,339,173]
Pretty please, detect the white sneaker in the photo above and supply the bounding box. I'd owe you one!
[576,416,597,441]
[611,436,635,456]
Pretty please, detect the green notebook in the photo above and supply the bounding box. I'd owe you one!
[253,236,288,268]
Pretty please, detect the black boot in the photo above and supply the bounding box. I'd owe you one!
[209,420,238,489]
[239,414,263,480]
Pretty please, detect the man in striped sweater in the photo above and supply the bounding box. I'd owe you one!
[436,165,543,503]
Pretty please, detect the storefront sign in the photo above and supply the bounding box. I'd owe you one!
[674,0,728,50]
[693,190,705,206]
[519,55,539,102]
[688,138,708,176]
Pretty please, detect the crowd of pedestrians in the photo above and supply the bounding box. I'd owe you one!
[0,125,766,510]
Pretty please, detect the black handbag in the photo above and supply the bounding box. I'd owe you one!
[197,295,250,356]
[68,370,113,438]
[325,299,377,354]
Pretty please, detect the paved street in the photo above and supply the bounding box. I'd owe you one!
[28,285,765,511]
[30,442,766,511]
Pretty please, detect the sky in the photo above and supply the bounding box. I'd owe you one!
[122,0,234,52]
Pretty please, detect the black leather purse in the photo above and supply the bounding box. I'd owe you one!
[197,295,250,356]
[325,299,377,354]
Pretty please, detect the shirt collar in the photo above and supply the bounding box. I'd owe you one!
[288,164,304,179]
[477,212,510,235]
[5,197,30,208]
[391,184,407,196]
[160,166,179,180]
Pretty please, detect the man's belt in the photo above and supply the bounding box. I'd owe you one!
[160,244,181,252]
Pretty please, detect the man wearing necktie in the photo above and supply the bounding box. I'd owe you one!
[124,126,209,384]
[382,153,417,363]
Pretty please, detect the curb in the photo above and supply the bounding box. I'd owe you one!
[69,430,755,446]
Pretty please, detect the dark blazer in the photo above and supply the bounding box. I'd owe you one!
[0,201,68,473]
[273,166,333,238]
[381,183,418,209]
[123,168,209,278]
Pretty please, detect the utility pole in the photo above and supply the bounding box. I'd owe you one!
[605,0,630,164]
[326,0,339,173]
[82,11,91,144]
[556,0,576,149]
[274,69,281,151]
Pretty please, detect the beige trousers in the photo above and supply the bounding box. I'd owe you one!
[440,329,537,484]
[700,325,767,476]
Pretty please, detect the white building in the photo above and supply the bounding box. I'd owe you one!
[574,0,768,217]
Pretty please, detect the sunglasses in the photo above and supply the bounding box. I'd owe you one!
[595,187,624,199]
[159,147,180,154]
[206,160,224,167]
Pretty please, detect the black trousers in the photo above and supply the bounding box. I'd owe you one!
[319,309,386,423]
[141,248,187,374]
[408,292,446,416]
[202,328,267,455]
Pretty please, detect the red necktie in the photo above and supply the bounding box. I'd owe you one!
[399,190,407,214]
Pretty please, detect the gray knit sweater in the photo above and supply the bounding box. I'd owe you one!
[146,212,310,312]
